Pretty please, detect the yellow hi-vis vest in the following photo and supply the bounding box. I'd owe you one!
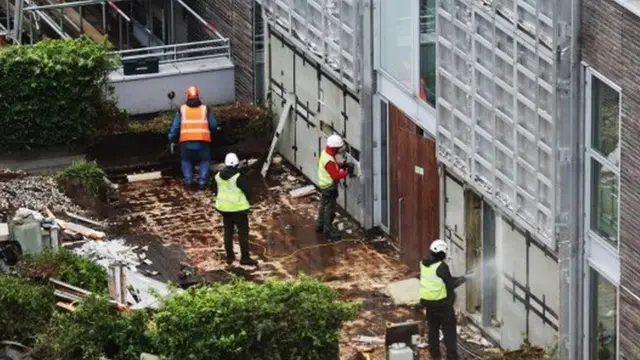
[420,262,447,301]
[214,173,250,212]
[318,150,336,189]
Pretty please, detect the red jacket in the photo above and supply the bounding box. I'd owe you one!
[324,146,349,182]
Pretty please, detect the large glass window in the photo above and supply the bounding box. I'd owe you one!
[586,70,620,249]
[419,0,436,106]
[589,269,617,360]
[380,0,413,89]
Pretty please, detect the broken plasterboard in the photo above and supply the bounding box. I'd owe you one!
[289,185,316,198]
[261,93,295,178]
[385,278,421,305]
[0,223,8,241]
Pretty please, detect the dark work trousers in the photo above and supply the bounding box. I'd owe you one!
[221,211,250,260]
[316,186,338,233]
[424,302,458,359]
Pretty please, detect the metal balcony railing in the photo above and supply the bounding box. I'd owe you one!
[115,38,231,64]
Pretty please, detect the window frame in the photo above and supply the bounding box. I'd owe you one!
[416,0,437,108]
[584,265,620,360]
[378,0,417,93]
[584,67,622,254]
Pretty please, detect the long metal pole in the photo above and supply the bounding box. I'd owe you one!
[23,0,131,11]
[101,2,106,33]
[169,0,174,43]
[172,0,223,39]
[358,0,374,230]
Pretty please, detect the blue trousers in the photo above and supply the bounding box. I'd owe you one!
[180,144,211,185]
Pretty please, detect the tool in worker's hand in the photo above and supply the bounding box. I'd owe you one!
[169,143,175,154]
[346,163,357,178]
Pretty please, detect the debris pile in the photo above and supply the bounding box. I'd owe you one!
[74,239,142,269]
[0,170,83,220]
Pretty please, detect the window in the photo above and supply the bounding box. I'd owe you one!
[419,0,436,106]
[589,269,617,360]
[586,69,620,249]
[380,0,413,89]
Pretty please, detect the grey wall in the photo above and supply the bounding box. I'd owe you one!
[109,59,235,115]
[582,0,640,356]
[265,24,364,223]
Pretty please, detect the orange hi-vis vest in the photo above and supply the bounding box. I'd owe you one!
[179,104,211,143]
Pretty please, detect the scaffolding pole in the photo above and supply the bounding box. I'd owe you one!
[172,0,222,39]
[23,0,130,11]
[555,0,582,358]
[358,0,374,229]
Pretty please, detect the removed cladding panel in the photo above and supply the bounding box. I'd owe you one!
[344,94,361,150]
[436,0,557,244]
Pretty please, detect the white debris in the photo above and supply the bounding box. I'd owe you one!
[0,172,83,218]
[74,239,141,269]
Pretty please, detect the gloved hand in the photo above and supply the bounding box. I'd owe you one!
[169,143,176,154]
[345,163,356,178]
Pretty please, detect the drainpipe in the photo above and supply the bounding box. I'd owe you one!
[358,0,374,229]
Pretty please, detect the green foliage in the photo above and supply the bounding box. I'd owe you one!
[0,37,120,151]
[17,248,108,294]
[152,276,359,360]
[55,160,107,198]
[33,295,154,360]
[0,274,55,345]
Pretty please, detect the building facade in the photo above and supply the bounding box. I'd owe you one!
[581,0,640,358]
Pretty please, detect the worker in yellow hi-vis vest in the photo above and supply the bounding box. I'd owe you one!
[213,153,257,267]
[315,134,355,240]
[420,239,470,360]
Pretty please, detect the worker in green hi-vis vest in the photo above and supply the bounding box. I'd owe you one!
[213,153,257,267]
[315,134,356,240]
[420,239,470,360]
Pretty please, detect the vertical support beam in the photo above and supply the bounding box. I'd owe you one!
[169,0,174,43]
[358,0,374,229]
[555,0,582,358]
[11,0,23,43]
[481,201,497,327]
[102,2,106,34]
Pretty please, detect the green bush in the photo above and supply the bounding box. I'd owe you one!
[0,274,55,345]
[33,295,154,360]
[0,37,120,151]
[17,248,108,294]
[55,160,107,198]
[153,276,359,360]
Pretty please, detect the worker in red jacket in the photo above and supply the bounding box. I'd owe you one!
[315,134,355,240]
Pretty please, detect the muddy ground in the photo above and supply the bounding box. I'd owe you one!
[111,160,534,360]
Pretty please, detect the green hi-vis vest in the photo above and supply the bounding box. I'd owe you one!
[420,262,447,301]
[215,173,250,212]
[318,150,336,189]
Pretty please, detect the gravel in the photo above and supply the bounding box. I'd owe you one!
[0,169,83,221]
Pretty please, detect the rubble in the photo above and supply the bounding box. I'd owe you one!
[74,239,141,269]
[0,170,84,220]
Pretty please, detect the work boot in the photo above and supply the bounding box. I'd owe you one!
[315,224,324,233]
[240,257,258,266]
[225,255,235,265]
[198,183,207,191]
[324,230,341,241]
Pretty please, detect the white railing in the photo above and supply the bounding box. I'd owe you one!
[115,38,231,65]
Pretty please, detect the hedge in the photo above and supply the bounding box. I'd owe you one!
[0,37,120,152]
[0,274,56,345]
[16,248,108,294]
[153,276,359,360]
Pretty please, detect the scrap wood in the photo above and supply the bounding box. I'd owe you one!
[56,220,105,240]
[65,211,105,228]
[56,301,77,312]
[289,184,316,199]
[352,335,385,345]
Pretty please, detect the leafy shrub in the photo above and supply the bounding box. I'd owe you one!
[0,37,120,151]
[17,248,108,293]
[33,295,154,360]
[55,160,107,198]
[153,276,359,360]
[0,274,55,345]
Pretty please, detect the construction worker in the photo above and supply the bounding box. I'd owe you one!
[420,239,469,360]
[316,134,355,240]
[168,86,218,190]
[213,153,257,266]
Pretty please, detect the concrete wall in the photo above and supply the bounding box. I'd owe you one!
[109,58,235,115]
[265,24,363,223]
[443,171,559,350]
[581,0,640,356]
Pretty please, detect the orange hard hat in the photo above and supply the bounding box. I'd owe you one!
[185,86,200,100]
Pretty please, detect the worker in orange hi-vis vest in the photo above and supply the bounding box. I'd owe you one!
[168,86,219,190]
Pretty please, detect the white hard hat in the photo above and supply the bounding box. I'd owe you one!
[224,153,240,167]
[430,239,448,254]
[327,134,344,148]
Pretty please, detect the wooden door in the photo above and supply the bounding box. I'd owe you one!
[389,104,440,270]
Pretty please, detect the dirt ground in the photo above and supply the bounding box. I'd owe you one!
[112,160,515,359]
